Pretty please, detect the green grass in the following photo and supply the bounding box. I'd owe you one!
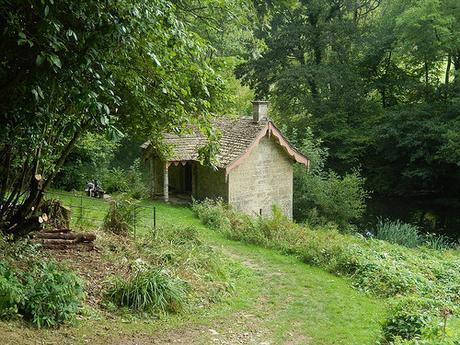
[11,191,387,344]
[143,198,386,344]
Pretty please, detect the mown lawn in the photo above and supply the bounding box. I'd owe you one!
[1,191,387,344]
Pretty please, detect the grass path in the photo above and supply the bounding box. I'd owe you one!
[0,195,386,344]
[146,202,387,344]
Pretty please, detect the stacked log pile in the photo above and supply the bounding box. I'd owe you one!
[30,198,96,250]
[32,229,96,250]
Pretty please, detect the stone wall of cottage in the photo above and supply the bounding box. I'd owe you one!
[194,164,228,201]
[228,136,293,218]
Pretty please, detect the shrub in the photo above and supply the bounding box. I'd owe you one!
[0,236,84,328]
[0,261,24,319]
[106,267,188,314]
[102,159,147,199]
[382,296,447,341]
[192,198,231,232]
[375,218,422,248]
[21,262,84,328]
[102,167,129,194]
[103,195,139,235]
[125,158,148,199]
[294,167,368,230]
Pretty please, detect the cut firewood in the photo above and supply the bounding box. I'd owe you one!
[41,200,71,229]
[40,243,95,251]
[35,238,78,245]
[42,228,72,233]
[34,232,96,242]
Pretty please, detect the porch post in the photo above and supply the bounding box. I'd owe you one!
[163,162,169,202]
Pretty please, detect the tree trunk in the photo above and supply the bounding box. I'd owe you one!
[3,120,90,238]
[453,51,460,93]
[445,53,451,86]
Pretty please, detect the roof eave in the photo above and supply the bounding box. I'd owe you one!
[225,121,310,175]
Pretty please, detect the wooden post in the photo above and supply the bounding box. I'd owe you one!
[163,162,169,202]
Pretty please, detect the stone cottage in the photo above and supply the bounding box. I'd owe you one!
[141,101,309,218]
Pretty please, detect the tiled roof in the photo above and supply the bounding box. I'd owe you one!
[142,117,309,170]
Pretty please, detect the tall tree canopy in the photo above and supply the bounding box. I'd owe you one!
[237,0,460,204]
[0,0,229,236]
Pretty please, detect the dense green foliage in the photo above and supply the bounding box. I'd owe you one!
[53,134,120,191]
[289,128,368,228]
[193,199,460,343]
[102,159,148,199]
[0,0,233,236]
[22,262,84,328]
[0,261,24,319]
[237,0,460,228]
[0,238,84,328]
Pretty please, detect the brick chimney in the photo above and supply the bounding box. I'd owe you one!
[252,101,269,123]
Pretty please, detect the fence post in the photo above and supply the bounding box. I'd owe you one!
[79,195,83,225]
[153,206,156,230]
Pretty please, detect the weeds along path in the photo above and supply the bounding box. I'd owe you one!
[0,202,385,345]
[149,204,386,345]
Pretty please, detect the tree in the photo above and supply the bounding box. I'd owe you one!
[53,133,120,191]
[237,0,382,171]
[238,0,460,210]
[0,0,226,237]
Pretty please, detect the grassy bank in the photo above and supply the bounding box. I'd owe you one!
[0,191,387,344]
[193,199,460,344]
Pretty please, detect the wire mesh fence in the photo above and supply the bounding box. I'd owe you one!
[45,191,157,237]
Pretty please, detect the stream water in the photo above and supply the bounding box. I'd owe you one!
[362,196,460,240]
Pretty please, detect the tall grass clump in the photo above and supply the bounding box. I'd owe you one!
[106,266,188,314]
[375,218,422,247]
[375,218,453,250]
[103,195,139,235]
[423,233,453,251]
